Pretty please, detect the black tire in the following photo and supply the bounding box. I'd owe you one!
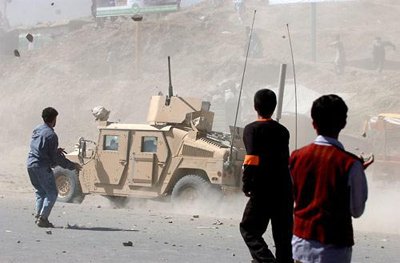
[54,166,84,203]
[171,175,221,209]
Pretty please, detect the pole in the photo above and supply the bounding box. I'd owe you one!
[286,24,298,150]
[276,64,287,123]
[135,21,141,77]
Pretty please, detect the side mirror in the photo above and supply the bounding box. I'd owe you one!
[78,137,87,164]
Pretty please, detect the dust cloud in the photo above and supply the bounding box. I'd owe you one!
[87,193,246,221]
[354,177,400,235]
[0,0,399,238]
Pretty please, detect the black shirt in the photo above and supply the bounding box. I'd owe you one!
[242,118,291,196]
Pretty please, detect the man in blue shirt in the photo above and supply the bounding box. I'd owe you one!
[27,107,81,228]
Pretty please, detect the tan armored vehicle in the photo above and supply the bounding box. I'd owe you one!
[55,59,244,205]
[361,113,400,182]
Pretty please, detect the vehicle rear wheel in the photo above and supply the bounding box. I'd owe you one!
[171,175,221,212]
[54,166,84,203]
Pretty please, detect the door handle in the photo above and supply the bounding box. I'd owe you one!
[119,160,127,166]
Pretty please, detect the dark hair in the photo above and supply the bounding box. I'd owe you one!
[311,94,347,135]
[254,89,277,118]
[42,107,58,123]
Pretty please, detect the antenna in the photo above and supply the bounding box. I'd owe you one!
[286,24,298,150]
[228,10,257,163]
[166,56,173,106]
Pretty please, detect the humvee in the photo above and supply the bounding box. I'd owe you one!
[55,59,244,205]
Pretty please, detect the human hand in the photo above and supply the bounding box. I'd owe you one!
[74,162,82,172]
[244,191,252,197]
[360,153,374,170]
[57,148,67,156]
[242,185,252,197]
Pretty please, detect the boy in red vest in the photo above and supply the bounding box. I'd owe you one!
[240,89,294,263]
[289,94,373,263]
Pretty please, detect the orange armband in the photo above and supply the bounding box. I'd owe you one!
[243,155,260,166]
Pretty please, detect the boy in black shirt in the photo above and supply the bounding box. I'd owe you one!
[240,89,293,263]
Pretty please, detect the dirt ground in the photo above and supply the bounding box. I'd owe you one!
[1,0,400,261]
[1,190,400,263]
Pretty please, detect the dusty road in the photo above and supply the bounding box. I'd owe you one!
[1,191,399,263]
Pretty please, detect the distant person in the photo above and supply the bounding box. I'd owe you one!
[92,0,117,28]
[245,26,263,58]
[27,107,81,228]
[233,0,246,24]
[372,37,396,73]
[91,0,105,28]
[329,35,346,75]
[91,0,97,19]
[289,95,373,263]
[108,0,118,23]
[240,89,294,263]
[109,138,118,150]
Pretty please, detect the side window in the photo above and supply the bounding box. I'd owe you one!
[104,135,119,151]
[141,136,158,153]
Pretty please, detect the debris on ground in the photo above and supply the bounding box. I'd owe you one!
[123,241,133,247]
[213,220,223,225]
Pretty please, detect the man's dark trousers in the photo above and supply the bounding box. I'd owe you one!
[240,194,294,263]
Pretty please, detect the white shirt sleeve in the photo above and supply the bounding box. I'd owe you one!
[348,161,368,218]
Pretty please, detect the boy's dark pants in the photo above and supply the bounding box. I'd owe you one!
[240,194,294,263]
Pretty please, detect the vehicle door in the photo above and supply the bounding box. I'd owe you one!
[128,131,169,187]
[95,130,129,185]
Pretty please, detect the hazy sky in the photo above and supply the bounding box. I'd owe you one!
[4,0,91,27]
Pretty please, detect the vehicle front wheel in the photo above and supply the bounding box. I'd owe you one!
[54,166,84,203]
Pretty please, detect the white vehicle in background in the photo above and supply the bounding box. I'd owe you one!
[95,0,180,18]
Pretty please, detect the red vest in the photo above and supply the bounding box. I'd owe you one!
[290,143,357,246]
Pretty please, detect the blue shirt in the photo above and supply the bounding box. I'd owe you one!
[27,123,75,170]
[292,135,368,263]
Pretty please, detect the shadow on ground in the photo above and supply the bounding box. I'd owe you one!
[55,224,140,232]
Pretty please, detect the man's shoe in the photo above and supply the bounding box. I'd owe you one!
[34,214,40,223]
[36,217,54,228]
